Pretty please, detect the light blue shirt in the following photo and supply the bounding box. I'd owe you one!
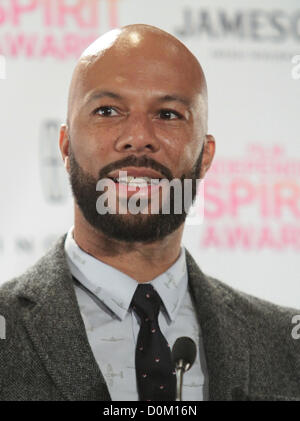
[64,227,208,401]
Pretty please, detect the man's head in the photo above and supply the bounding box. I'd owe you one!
[59,24,215,243]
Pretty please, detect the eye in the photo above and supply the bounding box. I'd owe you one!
[94,106,119,117]
[158,109,182,120]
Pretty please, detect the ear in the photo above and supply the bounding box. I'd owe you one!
[199,134,215,179]
[59,124,70,173]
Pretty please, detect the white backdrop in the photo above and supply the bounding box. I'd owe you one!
[0,0,299,308]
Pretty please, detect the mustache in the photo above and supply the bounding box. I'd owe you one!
[98,155,174,181]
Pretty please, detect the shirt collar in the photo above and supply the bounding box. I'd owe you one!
[64,226,188,322]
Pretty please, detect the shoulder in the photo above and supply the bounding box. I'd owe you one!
[207,273,298,328]
[0,234,68,330]
[0,277,21,323]
[185,248,299,340]
[0,235,69,368]
[0,276,22,381]
[204,274,300,371]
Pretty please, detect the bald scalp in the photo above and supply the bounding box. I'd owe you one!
[67,24,208,132]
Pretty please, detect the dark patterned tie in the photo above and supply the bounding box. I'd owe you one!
[130,283,176,401]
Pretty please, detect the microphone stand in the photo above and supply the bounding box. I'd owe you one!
[175,359,191,401]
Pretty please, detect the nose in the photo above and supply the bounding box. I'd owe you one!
[114,113,160,154]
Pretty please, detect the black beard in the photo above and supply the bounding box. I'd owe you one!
[68,148,204,243]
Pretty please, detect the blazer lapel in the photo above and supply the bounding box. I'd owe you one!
[15,235,111,401]
[185,250,250,401]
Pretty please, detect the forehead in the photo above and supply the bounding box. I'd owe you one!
[76,45,203,105]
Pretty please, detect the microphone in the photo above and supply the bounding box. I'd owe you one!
[172,337,197,401]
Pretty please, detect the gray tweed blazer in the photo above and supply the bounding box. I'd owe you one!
[0,234,299,401]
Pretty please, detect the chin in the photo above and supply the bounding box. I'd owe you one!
[87,212,186,244]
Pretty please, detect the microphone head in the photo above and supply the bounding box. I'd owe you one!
[172,336,197,371]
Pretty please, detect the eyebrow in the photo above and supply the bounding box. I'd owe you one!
[85,90,191,108]
[85,90,123,105]
[156,94,191,107]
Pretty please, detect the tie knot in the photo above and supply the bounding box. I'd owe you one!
[131,284,161,322]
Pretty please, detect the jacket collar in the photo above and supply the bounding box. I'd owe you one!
[15,234,250,401]
[15,234,111,401]
[185,250,250,401]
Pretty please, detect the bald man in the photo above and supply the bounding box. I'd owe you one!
[0,25,299,402]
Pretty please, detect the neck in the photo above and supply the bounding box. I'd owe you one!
[73,207,184,283]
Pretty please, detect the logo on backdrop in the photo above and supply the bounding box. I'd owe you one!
[201,143,300,250]
[39,119,69,203]
[175,8,300,41]
[175,7,300,62]
[0,0,120,59]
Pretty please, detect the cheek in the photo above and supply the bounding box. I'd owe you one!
[177,146,197,175]
[158,130,201,176]
[177,141,203,177]
[156,125,188,154]
[69,130,111,176]
[72,120,116,157]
